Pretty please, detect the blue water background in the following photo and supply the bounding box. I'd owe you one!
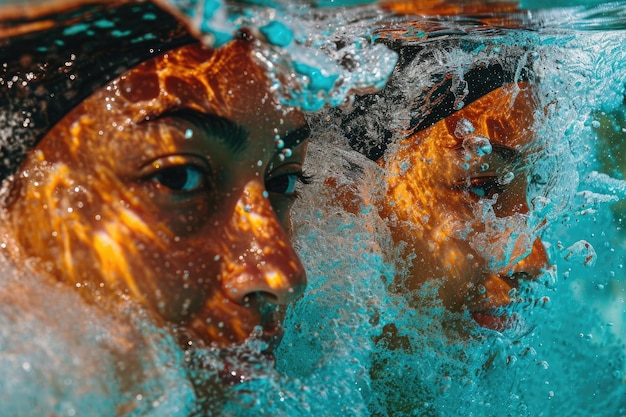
[0,1,625,416]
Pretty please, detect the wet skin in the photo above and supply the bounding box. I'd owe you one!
[5,40,308,348]
[379,83,549,330]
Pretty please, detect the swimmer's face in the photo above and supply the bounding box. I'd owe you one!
[8,41,308,348]
[379,84,549,330]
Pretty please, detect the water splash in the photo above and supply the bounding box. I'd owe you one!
[1,1,626,416]
[160,0,399,111]
[277,6,626,416]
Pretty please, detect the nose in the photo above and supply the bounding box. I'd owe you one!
[220,180,307,305]
[510,237,550,279]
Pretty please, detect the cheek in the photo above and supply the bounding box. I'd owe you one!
[493,177,530,216]
[134,193,215,236]
[85,191,226,320]
[11,163,94,258]
[136,240,222,320]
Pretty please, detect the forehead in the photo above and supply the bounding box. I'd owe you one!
[380,83,537,176]
[434,83,538,150]
[96,40,304,136]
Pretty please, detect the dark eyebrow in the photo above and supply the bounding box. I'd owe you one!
[156,109,249,153]
[281,124,311,149]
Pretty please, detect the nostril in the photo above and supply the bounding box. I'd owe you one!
[241,291,279,306]
[222,270,305,306]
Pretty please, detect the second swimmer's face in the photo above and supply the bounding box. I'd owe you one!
[380,83,549,330]
[8,41,308,348]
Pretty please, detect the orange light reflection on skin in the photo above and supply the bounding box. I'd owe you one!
[380,0,520,17]
[5,40,307,350]
[379,82,550,331]
[376,0,530,41]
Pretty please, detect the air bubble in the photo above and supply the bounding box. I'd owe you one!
[563,240,597,267]
[454,118,475,138]
[502,174,517,188]
[506,355,518,367]
[531,196,551,213]
[462,135,492,156]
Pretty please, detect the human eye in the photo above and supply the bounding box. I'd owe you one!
[455,176,504,199]
[142,155,212,194]
[265,163,310,197]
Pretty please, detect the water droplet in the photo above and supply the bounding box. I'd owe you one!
[537,296,552,309]
[462,135,492,156]
[531,196,551,212]
[523,346,537,357]
[454,118,475,138]
[563,240,597,267]
[499,171,515,185]
[506,355,518,367]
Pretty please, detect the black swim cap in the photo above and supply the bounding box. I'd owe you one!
[340,37,534,161]
[0,0,195,180]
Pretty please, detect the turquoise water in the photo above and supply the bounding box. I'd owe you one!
[1,0,626,415]
[225,2,626,415]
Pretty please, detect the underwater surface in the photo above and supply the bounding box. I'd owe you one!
[1,0,626,415]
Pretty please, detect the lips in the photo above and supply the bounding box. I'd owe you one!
[469,237,550,332]
[469,273,516,331]
[471,310,515,331]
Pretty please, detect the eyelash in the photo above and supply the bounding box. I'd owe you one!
[455,176,504,199]
[266,171,312,199]
[294,173,313,199]
[141,155,213,195]
[149,164,208,193]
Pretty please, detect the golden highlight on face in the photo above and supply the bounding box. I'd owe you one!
[380,0,520,17]
[6,40,308,348]
[379,83,549,330]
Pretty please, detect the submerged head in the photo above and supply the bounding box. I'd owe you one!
[379,83,549,330]
[2,19,307,349]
